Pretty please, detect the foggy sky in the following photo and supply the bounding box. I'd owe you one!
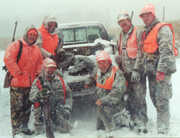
[0,0,180,37]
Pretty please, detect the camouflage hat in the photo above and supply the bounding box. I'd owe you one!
[117,12,131,23]
[43,57,57,68]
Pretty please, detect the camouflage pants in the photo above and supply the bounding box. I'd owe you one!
[146,73,172,133]
[97,104,130,131]
[10,87,32,135]
[33,102,71,135]
[125,73,148,129]
[33,106,44,134]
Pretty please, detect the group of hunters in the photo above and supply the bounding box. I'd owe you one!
[3,3,177,138]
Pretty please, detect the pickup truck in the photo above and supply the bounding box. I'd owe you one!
[57,22,114,55]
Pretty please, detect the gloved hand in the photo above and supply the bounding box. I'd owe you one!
[38,88,50,100]
[115,56,121,66]
[123,93,129,102]
[63,106,71,120]
[131,71,140,82]
[156,71,165,82]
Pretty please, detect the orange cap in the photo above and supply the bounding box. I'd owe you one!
[139,4,155,17]
[96,51,112,64]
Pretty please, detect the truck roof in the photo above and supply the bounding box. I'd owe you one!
[59,21,104,29]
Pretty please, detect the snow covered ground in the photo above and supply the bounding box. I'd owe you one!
[1,50,180,138]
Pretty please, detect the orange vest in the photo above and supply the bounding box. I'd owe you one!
[96,66,118,90]
[39,25,59,55]
[118,27,138,59]
[143,23,178,56]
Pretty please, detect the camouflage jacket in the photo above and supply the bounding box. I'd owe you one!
[29,71,73,109]
[138,19,176,75]
[116,25,143,74]
[96,65,126,108]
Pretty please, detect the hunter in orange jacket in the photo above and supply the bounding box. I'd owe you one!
[37,16,59,58]
[4,39,43,87]
[142,22,177,56]
[96,66,118,90]
[95,51,128,132]
[3,25,43,137]
[139,4,177,134]
[116,12,148,134]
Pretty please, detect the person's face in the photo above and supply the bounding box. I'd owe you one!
[118,19,132,33]
[140,12,155,26]
[47,22,57,33]
[26,29,38,45]
[97,60,111,73]
[45,67,56,80]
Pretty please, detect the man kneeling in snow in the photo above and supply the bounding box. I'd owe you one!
[29,58,73,135]
[93,51,133,132]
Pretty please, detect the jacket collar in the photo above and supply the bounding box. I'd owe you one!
[122,25,134,36]
[40,24,57,36]
[144,18,160,36]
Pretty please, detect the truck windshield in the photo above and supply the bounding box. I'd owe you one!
[62,26,101,45]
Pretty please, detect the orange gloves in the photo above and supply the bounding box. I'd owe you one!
[156,71,165,82]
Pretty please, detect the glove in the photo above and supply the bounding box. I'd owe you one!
[123,93,129,102]
[131,71,140,82]
[115,56,121,66]
[63,106,71,120]
[156,71,165,82]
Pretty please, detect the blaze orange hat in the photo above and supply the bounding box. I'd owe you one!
[96,51,112,64]
[139,3,155,17]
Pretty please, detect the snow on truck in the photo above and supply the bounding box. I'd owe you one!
[55,22,116,107]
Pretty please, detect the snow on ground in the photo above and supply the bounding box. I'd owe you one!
[1,50,180,138]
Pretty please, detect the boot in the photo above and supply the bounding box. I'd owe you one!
[20,124,34,135]
[56,120,72,133]
[96,118,105,130]
[134,125,148,134]
[13,133,24,138]
[158,127,169,135]
[34,124,44,135]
